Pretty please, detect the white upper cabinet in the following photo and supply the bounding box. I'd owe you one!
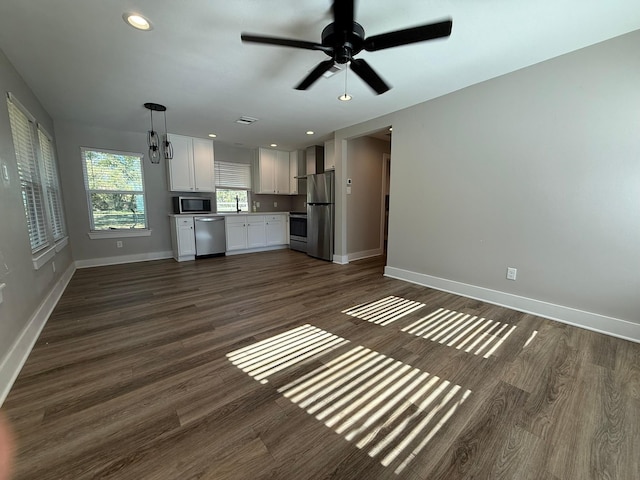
[289,150,298,194]
[167,134,215,192]
[255,148,291,194]
[324,139,335,171]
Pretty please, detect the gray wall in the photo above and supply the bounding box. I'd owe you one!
[346,136,390,255]
[384,30,640,324]
[0,49,73,357]
[54,120,174,262]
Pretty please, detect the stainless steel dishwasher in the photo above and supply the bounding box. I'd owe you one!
[194,216,226,257]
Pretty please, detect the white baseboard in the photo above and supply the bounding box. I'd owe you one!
[349,248,383,262]
[225,245,287,256]
[333,254,349,265]
[384,266,640,344]
[0,262,76,406]
[75,250,173,269]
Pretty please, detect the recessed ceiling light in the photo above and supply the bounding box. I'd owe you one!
[123,13,152,31]
[270,143,277,147]
[208,134,217,138]
[306,131,314,135]
[338,94,352,102]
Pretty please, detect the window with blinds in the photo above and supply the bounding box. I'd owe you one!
[215,161,251,189]
[215,161,252,212]
[38,127,66,241]
[81,148,147,230]
[7,96,49,252]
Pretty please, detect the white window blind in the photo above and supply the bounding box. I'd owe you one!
[38,127,66,241]
[7,97,49,252]
[81,148,147,230]
[215,161,252,189]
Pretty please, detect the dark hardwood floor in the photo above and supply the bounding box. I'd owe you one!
[3,250,639,479]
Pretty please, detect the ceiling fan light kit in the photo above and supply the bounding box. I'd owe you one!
[241,0,452,96]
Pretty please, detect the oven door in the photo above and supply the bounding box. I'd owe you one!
[289,214,307,252]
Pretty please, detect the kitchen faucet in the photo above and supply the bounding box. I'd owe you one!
[236,195,241,213]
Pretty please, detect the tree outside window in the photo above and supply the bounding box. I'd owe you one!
[81,148,147,230]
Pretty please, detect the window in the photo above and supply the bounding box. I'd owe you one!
[38,127,66,241]
[7,93,67,256]
[81,148,147,230]
[215,161,251,212]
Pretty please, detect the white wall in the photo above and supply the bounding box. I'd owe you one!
[0,49,73,399]
[54,120,175,264]
[382,30,640,334]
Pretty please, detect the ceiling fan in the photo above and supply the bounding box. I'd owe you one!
[241,0,452,95]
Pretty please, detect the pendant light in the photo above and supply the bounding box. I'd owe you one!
[144,102,173,163]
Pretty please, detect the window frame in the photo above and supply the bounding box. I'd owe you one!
[214,161,252,213]
[6,92,69,268]
[80,147,150,235]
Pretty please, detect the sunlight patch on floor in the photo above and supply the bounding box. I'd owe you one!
[278,345,471,474]
[342,296,425,326]
[226,324,349,383]
[402,308,517,358]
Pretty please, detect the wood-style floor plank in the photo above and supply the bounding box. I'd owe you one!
[3,250,639,479]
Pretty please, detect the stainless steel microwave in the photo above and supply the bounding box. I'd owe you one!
[173,196,212,214]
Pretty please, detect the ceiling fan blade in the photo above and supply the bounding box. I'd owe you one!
[241,33,332,53]
[295,59,336,90]
[333,0,355,32]
[363,19,452,52]
[349,59,390,95]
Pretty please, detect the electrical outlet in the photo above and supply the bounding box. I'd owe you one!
[506,267,517,280]
[116,241,123,248]
[256,201,260,208]
[274,201,277,207]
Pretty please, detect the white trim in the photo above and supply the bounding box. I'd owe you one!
[348,248,384,262]
[333,254,349,265]
[225,245,287,256]
[87,229,152,239]
[32,245,56,270]
[75,250,173,268]
[384,266,640,344]
[54,236,69,252]
[0,262,76,406]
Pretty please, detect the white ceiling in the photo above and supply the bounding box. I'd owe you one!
[0,1,639,151]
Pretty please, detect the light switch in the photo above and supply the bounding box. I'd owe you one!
[346,186,352,194]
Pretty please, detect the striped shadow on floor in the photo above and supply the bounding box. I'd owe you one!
[401,308,517,358]
[226,324,349,384]
[277,342,471,474]
[341,296,425,326]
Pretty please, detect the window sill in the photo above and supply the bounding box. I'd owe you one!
[32,245,56,270]
[55,236,69,252]
[88,229,152,239]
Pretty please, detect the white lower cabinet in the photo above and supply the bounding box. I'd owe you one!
[171,216,196,261]
[225,214,288,253]
[266,214,286,245]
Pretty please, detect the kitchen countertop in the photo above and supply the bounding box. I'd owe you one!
[169,212,291,217]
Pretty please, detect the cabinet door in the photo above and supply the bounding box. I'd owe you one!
[168,135,194,191]
[324,139,335,171]
[246,216,266,248]
[265,215,286,245]
[225,217,247,251]
[289,151,298,194]
[258,148,276,194]
[192,137,215,192]
[275,150,290,194]
[177,217,196,255]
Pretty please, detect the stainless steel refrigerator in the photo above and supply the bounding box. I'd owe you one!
[307,171,334,261]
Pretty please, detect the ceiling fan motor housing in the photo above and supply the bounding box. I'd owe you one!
[321,22,365,63]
